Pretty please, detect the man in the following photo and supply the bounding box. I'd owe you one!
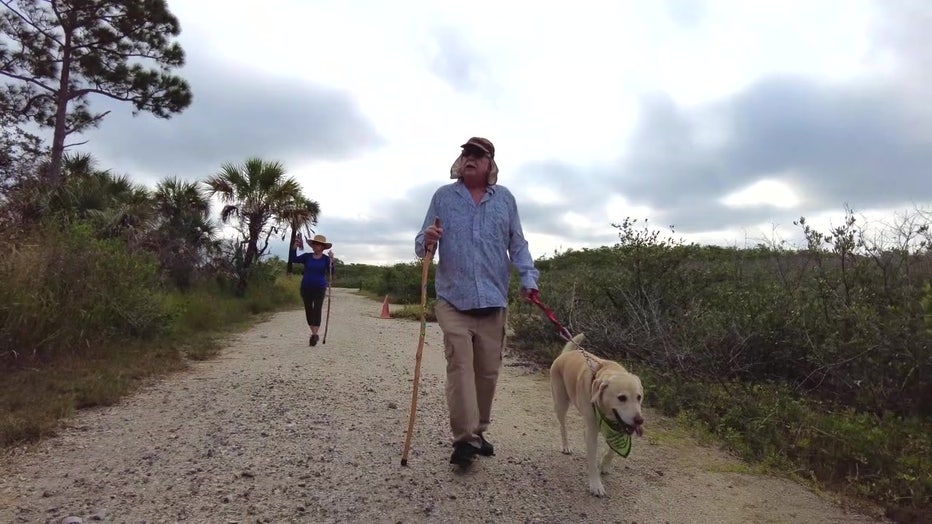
[415,137,540,467]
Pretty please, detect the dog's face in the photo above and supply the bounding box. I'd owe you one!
[591,371,644,436]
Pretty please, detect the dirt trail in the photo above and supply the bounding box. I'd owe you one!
[1,288,885,523]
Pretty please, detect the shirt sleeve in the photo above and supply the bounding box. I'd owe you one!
[507,194,540,291]
[289,249,307,265]
[415,191,440,259]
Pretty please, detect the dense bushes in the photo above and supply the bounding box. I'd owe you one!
[358,260,435,304]
[509,214,931,521]
[333,262,388,291]
[0,223,170,365]
[513,215,931,418]
[0,220,300,444]
[0,221,301,368]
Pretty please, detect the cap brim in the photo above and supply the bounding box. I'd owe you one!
[460,143,491,155]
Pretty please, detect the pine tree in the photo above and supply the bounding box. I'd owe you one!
[0,0,193,186]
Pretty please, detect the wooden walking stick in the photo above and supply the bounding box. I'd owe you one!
[401,217,440,466]
[322,252,334,344]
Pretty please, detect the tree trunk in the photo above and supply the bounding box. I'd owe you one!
[236,217,262,296]
[287,226,298,274]
[48,16,75,188]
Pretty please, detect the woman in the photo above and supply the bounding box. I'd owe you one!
[289,234,334,346]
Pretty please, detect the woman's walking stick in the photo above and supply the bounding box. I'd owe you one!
[401,218,440,466]
[322,254,334,344]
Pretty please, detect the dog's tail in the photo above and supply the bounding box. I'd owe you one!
[561,333,585,354]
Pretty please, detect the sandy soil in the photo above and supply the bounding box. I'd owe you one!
[0,288,887,524]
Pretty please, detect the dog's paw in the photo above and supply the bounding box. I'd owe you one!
[588,480,606,497]
[561,446,572,455]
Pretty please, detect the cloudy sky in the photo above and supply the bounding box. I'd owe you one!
[78,0,931,265]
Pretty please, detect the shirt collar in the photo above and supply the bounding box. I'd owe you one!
[454,179,496,196]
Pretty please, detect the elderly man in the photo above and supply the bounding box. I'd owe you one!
[415,137,540,467]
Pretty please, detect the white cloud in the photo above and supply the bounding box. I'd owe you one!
[721,178,801,209]
[67,0,932,265]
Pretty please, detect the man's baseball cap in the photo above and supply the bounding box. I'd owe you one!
[461,137,495,158]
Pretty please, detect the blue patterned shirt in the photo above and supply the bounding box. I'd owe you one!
[415,181,539,310]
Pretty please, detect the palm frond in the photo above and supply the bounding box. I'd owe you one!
[220,204,239,223]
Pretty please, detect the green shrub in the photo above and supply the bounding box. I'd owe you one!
[391,299,437,321]
[641,372,931,519]
[0,222,171,366]
[359,260,435,304]
[163,269,300,359]
[332,262,383,289]
[510,213,931,518]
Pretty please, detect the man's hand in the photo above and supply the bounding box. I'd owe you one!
[520,288,537,302]
[424,218,443,249]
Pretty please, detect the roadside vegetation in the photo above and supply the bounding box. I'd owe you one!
[1,1,320,451]
[0,151,314,447]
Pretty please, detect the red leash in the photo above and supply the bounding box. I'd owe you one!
[527,289,573,342]
[527,289,597,371]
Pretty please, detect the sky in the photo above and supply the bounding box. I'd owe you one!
[75,0,932,265]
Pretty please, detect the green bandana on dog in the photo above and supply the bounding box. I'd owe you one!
[594,405,632,458]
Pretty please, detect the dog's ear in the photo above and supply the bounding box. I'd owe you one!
[590,379,607,405]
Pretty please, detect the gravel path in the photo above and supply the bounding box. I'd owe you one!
[1,288,886,524]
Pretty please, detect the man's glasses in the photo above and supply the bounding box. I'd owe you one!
[461,147,488,159]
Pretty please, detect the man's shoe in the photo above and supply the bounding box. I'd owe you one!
[477,434,495,457]
[310,334,319,346]
[449,442,477,467]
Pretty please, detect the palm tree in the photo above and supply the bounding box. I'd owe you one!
[280,196,322,274]
[203,158,302,295]
[152,177,216,288]
[49,153,155,247]
[82,176,153,247]
[153,177,210,227]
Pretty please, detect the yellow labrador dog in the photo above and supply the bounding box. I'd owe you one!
[550,333,644,496]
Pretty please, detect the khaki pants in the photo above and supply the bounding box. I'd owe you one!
[434,300,508,446]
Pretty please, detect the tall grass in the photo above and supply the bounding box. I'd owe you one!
[0,223,169,365]
[160,272,301,360]
[0,224,301,447]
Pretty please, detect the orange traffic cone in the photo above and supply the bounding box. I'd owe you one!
[380,295,391,319]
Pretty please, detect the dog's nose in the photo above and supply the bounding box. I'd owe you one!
[634,415,644,426]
